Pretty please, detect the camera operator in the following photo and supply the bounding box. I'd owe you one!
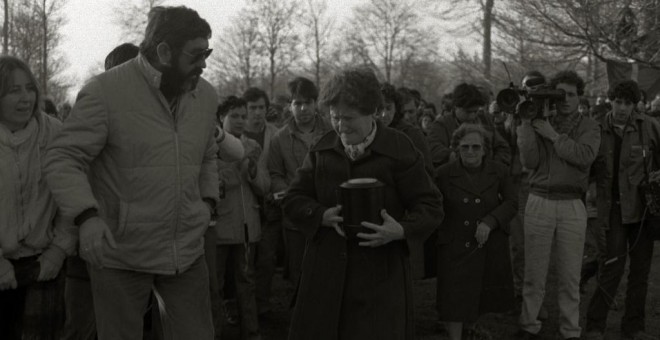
[585,80,660,340]
[516,71,600,340]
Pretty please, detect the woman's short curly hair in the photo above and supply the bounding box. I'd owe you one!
[607,80,641,104]
[450,123,490,153]
[319,67,383,116]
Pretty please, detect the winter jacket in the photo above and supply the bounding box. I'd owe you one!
[215,135,269,244]
[517,115,600,200]
[44,54,219,274]
[283,122,443,340]
[593,112,660,226]
[0,112,76,262]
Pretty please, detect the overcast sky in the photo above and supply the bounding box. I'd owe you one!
[59,0,477,99]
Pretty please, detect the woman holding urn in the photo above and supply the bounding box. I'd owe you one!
[282,67,443,340]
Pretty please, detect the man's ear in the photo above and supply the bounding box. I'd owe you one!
[156,42,172,67]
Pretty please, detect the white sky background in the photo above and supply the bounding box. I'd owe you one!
[59,0,479,101]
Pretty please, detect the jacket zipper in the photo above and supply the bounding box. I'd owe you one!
[172,106,181,274]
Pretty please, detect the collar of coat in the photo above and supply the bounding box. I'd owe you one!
[446,159,499,196]
[604,110,645,132]
[136,53,200,97]
[311,120,418,162]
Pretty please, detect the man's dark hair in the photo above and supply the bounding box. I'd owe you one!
[608,80,641,104]
[425,103,437,116]
[105,43,139,71]
[140,6,212,62]
[549,70,585,96]
[319,67,383,116]
[392,88,414,125]
[380,83,396,104]
[242,87,270,108]
[452,83,486,109]
[217,95,246,121]
[288,77,318,101]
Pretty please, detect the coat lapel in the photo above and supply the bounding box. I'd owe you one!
[447,160,498,196]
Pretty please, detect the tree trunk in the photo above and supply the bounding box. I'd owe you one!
[482,0,494,80]
[41,0,48,96]
[3,0,8,54]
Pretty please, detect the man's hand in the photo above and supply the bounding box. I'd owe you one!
[532,119,559,142]
[474,222,491,246]
[0,258,17,291]
[37,246,66,281]
[79,217,117,268]
[322,205,345,237]
[358,210,404,247]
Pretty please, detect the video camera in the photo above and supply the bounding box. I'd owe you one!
[496,80,566,120]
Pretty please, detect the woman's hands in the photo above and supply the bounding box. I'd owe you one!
[358,210,404,247]
[475,222,491,246]
[322,205,345,237]
[0,258,16,290]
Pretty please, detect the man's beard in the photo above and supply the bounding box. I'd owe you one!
[160,64,203,99]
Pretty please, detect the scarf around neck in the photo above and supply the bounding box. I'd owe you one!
[342,121,377,161]
[550,110,582,135]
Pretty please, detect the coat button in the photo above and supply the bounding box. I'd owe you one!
[464,220,469,226]
[475,198,481,203]
[465,241,470,248]
[463,198,469,203]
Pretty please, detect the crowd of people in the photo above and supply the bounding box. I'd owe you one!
[1,5,660,340]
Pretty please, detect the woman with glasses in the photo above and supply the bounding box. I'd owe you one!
[434,124,517,340]
[0,56,75,339]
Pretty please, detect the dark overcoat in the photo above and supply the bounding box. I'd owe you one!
[282,122,443,340]
[434,159,517,322]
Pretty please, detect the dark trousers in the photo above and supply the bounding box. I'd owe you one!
[0,255,63,340]
[586,204,655,334]
[255,219,283,314]
[0,284,28,340]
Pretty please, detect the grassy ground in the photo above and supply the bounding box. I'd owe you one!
[241,243,660,339]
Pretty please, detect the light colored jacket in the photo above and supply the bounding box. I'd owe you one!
[215,135,269,244]
[44,54,219,274]
[0,112,76,262]
[517,115,600,200]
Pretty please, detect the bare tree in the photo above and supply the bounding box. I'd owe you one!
[211,9,263,92]
[113,0,165,44]
[250,0,300,97]
[2,0,8,54]
[9,0,70,103]
[343,0,437,83]
[301,0,334,86]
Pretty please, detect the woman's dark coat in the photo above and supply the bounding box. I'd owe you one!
[282,122,443,340]
[434,159,517,322]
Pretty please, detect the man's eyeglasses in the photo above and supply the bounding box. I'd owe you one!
[182,48,213,63]
[459,144,483,151]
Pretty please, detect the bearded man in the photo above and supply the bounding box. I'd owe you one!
[44,6,218,339]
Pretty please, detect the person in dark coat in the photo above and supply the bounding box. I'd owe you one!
[434,123,517,340]
[282,67,443,340]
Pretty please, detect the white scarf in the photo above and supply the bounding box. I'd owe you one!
[342,121,377,161]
